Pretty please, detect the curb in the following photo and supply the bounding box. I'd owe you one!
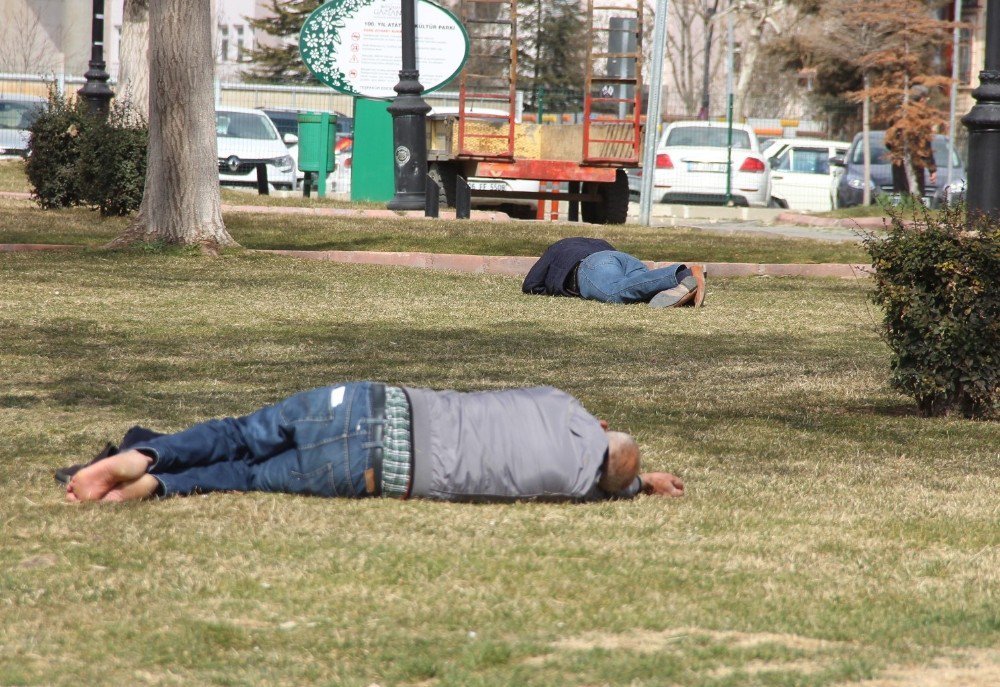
[223,204,514,221]
[775,211,898,230]
[1,243,80,252]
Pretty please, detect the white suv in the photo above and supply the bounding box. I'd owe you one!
[216,107,296,191]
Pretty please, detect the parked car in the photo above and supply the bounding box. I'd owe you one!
[216,107,296,191]
[0,94,46,157]
[628,120,770,207]
[831,131,965,209]
[763,138,849,212]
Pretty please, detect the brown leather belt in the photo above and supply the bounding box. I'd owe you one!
[364,383,386,496]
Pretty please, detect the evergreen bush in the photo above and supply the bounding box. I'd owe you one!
[864,205,1000,418]
[25,89,147,216]
[24,89,88,209]
[77,100,148,216]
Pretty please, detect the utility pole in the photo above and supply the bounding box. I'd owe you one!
[78,0,114,117]
[387,0,431,211]
[947,0,963,190]
[638,0,669,226]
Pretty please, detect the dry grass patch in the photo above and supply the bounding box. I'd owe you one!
[834,649,1000,686]
[1,250,998,686]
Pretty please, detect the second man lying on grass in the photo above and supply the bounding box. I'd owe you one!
[522,237,706,308]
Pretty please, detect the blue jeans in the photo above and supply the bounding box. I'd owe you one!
[132,382,384,498]
[577,251,685,304]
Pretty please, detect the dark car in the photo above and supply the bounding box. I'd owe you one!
[262,108,354,141]
[832,131,965,209]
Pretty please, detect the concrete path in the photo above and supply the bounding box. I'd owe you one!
[626,201,891,243]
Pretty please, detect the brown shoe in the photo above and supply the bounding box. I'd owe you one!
[686,264,706,307]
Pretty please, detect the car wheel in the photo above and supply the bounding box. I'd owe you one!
[581,169,629,224]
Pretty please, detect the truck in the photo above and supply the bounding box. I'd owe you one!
[424,0,645,224]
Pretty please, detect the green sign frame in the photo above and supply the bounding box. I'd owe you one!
[300,0,470,99]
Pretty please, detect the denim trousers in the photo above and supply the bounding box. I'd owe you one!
[577,250,684,304]
[132,382,384,498]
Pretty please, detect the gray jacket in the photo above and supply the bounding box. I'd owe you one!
[403,385,627,502]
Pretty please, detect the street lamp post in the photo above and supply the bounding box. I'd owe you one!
[387,0,431,210]
[962,0,1000,215]
[78,0,114,117]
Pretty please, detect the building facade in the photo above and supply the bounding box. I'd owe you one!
[0,0,269,81]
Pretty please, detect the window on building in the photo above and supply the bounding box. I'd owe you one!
[236,25,246,61]
[218,25,230,63]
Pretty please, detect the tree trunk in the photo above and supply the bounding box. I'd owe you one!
[118,0,150,122]
[900,62,920,197]
[110,0,235,251]
[732,21,761,121]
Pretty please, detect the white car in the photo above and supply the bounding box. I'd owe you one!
[216,107,296,191]
[0,94,45,157]
[630,120,770,207]
[763,138,849,212]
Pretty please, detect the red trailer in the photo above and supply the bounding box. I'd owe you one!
[426,0,645,223]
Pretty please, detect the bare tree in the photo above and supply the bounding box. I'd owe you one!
[784,0,951,200]
[659,0,723,116]
[109,0,235,250]
[0,5,64,74]
[117,0,150,121]
[724,0,800,120]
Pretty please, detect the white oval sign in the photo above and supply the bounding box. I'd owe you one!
[300,0,469,99]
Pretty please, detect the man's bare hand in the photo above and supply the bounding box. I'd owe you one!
[639,472,684,497]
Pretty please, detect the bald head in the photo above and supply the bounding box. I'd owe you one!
[599,431,641,492]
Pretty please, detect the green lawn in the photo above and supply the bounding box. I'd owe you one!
[0,196,870,264]
[1,246,998,686]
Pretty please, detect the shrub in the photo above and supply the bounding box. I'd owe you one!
[863,205,1000,418]
[24,88,88,209]
[24,88,148,216]
[77,100,148,216]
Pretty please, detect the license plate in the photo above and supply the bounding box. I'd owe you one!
[687,162,726,173]
[468,181,507,192]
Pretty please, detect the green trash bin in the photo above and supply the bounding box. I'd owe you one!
[297,112,336,197]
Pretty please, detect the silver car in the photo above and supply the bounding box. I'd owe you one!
[0,94,46,157]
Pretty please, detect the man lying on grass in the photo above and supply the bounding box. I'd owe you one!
[62,382,684,503]
[523,237,706,308]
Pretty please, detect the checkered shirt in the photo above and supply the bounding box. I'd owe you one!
[381,386,413,498]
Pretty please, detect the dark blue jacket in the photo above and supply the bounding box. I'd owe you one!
[521,237,616,296]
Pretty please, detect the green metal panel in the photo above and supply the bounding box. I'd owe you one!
[351,97,395,202]
[296,112,336,174]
